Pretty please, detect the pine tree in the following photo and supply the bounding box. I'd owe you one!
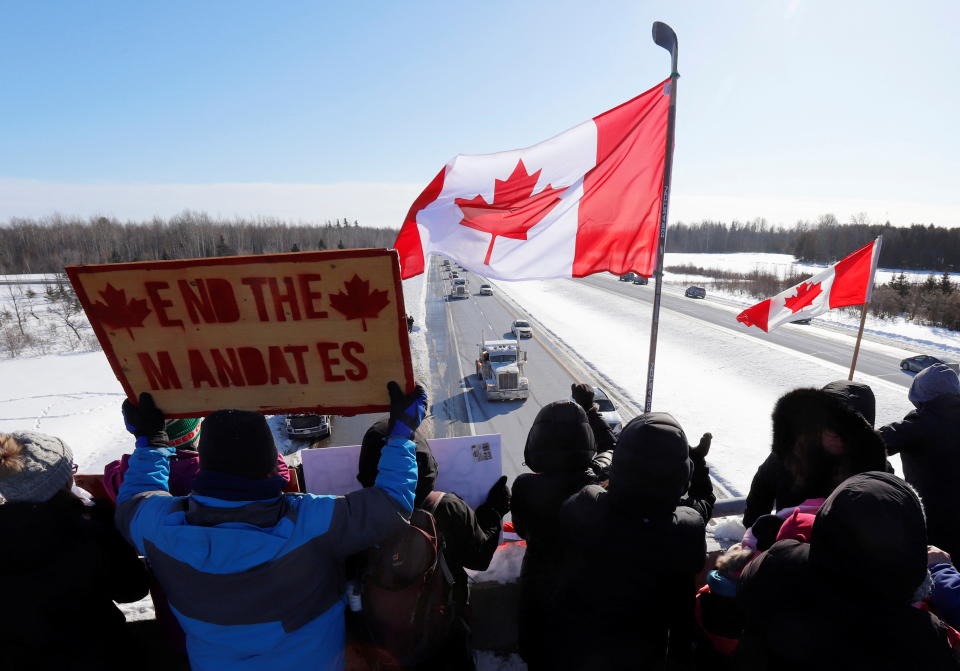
[318,239,327,250]
[291,243,301,253]
[890,272,910,297]
[337,239,345,250]
[940,271,954,295]
[923,275,939,292]
[108,249,122,263]
[215,235,235,257]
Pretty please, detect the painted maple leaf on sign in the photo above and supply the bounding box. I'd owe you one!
[89,284,152,339]
[456,159,567,265]
[784,281,823,313]
[329,274,390,332]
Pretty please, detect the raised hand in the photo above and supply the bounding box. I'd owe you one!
[689,432,712,461]
[387,381,428,439]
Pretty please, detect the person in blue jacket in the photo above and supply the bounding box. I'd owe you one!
[116,382,425,671]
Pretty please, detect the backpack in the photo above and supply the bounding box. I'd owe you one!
[361,490,457,666]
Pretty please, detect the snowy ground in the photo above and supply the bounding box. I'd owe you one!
[661,253,960,354]
[490,274,915,494]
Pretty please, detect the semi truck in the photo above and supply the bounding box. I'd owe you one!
[449,277,469,299]
[475,338,529,401]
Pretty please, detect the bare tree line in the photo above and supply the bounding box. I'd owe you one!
[0,212,400,274]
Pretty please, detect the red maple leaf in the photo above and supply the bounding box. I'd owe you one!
[88,283,152,339]
[329,274,390,331]
[784,281,823,313]
[456,159,567,265]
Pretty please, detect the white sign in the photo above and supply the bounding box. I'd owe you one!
[302,433,502,509]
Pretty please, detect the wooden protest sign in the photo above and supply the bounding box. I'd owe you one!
[66,249,413,417]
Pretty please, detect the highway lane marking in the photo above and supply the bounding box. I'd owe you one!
[574,278,911,396]
[444,289,478,434]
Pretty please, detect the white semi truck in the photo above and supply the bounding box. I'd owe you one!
[449,277,469,299]
[475,338,529,401]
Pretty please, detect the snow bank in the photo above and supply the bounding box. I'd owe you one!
[491,277,911,494]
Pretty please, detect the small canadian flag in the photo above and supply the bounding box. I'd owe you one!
[394,79,672,280]
[737,238,882,332]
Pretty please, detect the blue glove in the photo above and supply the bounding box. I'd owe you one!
[387,381,427,440]
[121,392,169,449]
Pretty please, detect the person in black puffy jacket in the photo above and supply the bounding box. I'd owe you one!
[555,412,714,670]
[737,471,960,670]
[512,396,613,670]
[880,363,960,560]
[0,431,150,671]
[743,380,886,527]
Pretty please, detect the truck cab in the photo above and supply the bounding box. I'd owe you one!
[449,277,469,299]
[475,339,529,401]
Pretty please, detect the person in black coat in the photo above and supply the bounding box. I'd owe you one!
[881,363,960,560]
[356,419,509,671]
[555,412,715,670]
[512,397,614,670]
[0,431,150,671]
[737,471,960,670]
[743,380,886,527]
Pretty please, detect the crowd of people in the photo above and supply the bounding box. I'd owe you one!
[0,363,959,670]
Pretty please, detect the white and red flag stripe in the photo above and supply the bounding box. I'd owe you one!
[736,238,883,332]
[394,79,671,280]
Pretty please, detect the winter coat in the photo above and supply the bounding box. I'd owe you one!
[743,381,886,527]
[511,400,611,670]
[931,563,960,631]
[116,435,417,671]
[103,448,290,502]
[881,392,960,559]
[555,412,716,670]
[0,491,150,671]
[737,471,960,670]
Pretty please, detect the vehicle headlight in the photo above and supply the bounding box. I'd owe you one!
[520,378,529,388]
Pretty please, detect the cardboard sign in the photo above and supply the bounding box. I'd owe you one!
[67,249,413,417]
[301,434,502,509]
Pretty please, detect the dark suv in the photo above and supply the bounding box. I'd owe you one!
[684,286,706,299]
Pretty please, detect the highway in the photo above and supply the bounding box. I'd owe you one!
[576,274,916,389]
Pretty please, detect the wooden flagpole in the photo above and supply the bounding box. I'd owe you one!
[644,22,679,413]
[847,235,883,380]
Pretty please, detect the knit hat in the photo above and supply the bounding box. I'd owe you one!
[0,431,74,503]
[165,417,202,449]
[198,410,278,479]
[908,363,960,407]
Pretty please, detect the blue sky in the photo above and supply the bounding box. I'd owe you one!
[1,0,958,227]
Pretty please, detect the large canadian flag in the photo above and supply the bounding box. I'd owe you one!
[394,79,671,280]
[736,239,882,332]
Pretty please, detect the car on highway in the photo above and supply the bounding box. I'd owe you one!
[451,272,460,279]
[511,319,533,338]
[479,284,493,295]
[900,355,960,374]
[791,318,812,325]
[619,272,637,282]
[632,276,649,285]
[684,286,706,299]
[592,386,623,435]
[285,414,331,440]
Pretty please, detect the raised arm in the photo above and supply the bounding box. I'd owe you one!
[115,393,174,548]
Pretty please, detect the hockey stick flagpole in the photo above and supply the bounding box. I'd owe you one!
[644,21,679,413]
[847,235,883,380]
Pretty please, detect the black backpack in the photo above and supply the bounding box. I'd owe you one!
[361,490,457,666]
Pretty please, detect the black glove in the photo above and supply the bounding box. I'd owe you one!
[121,392,168,448]
[387,381,428,440]
[484,475,511,516]
[571,383,595,412]
[689,432,712,461]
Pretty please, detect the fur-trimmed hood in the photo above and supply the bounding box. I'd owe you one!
[770,387,887,499]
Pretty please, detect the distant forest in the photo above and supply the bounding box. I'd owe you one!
[0,212,399,274]
[2,212,958,275]
[667,216,960,271]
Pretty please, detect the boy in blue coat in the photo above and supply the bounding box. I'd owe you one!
[116,382,425,671]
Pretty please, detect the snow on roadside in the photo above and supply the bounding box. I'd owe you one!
[490,277,911,494]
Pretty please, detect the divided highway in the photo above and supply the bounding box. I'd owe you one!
[576,274,914,389]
